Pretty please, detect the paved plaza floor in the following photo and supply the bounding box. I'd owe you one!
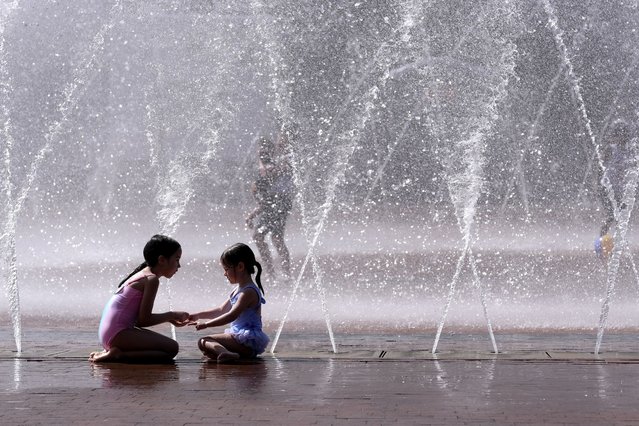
[2,326,639,425]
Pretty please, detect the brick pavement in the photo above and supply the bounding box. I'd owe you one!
[2,327,639,425]
[2,356,639,425]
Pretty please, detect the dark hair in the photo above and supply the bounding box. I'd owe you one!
[220,243,264,294]
[118,234,181,288]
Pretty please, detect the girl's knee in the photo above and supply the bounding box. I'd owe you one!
[197,337,207,351]
[198,336,218,351]
[165,339,179,357]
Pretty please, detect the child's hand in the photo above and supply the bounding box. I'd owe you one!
[171,311,189,326]
[188,313,199,322]
[170,318,190,327]
[192,321,209,331]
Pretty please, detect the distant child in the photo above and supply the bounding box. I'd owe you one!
[189,243,269,362]
[90,234,190,363]
[246,135,293,278]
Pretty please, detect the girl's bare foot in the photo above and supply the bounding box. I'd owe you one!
[217,351,240,363]
[202,352,218,362]
[89,347,122,363]
[88,351,103,361]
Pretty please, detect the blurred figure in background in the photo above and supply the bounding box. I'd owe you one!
[246,127,295,278]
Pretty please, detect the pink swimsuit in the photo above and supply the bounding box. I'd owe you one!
[98,273,148,350]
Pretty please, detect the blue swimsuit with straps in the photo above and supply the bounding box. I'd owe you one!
[224,283,269,356]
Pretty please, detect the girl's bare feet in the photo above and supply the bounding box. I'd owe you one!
[203,352,218,362]
[89,347,122,363]
[217,351,240,363]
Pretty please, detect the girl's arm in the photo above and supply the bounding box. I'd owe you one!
[195,290,258,330]
[136,276,189,327]
[188,300,231,321]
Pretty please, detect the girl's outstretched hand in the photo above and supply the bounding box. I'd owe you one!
[191,321,209,331]
[170,311,190,327]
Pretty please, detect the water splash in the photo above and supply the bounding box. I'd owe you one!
[541,0,637,354]
[270,4,419,353]
[0,0,21,354]
[501,11,592,218]
[1,0,121,353]
[363,116,412,206]
[269,140,339,353]
[3,0,639,349]
[579,54,639,202]
[243,1,334,352]
[249,0,291,119]
[248,1,340,353]
[144,77,219,341]
[432,0,518,353]
[542,0,616,220]
[146,112,218,237]
[596,143,639,353]
[500,64,564,219]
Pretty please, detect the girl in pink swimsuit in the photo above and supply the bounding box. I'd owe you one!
[90,235,190,363]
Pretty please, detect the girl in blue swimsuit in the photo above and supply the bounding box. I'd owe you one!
[189,243,269,362]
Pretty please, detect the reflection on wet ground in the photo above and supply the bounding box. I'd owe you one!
[2,326,639,423]
[3,355,639,424]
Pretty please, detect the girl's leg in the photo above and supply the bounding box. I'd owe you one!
[91,328,179,363]
[271,228,291,277]
[198,333,253,363]
[253,228,275,276]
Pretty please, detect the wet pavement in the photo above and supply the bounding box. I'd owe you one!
[2,327,639,425]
